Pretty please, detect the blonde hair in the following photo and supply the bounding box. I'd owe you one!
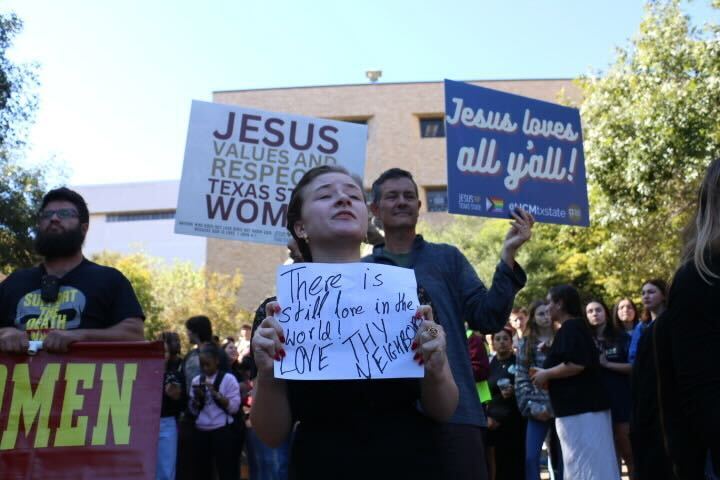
[682,158,720,284]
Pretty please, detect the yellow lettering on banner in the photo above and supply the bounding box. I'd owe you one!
[91,363,137,446]
[0,363,60,450]
[54,364,95,447]
[26,317,38,331]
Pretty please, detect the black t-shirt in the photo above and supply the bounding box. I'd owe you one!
[543,318,610,417]
[0,259,144,340]
[598,332,632,413]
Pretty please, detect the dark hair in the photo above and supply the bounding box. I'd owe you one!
[199,341,222,361]
[40,187,90,224]
[159,331,182,357]
[286,165,364,262]
[522,300,550,367]
[548,285,583,318]
[239,355,254,371]
[185,315,213,343]
[584,298,620,340]
[493,324,515,340]
[612,297,638,331]
[240,324,251,331]
[640,278,668,322]
[370,168,418,204]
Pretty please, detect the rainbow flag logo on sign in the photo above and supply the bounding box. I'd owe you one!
[485,197,504,213]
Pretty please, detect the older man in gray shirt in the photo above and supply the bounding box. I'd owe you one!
[365,168,534,480]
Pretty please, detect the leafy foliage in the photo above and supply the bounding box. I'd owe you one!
[426,1,720,307]
[0,13,46,275]
[92,252,251,344]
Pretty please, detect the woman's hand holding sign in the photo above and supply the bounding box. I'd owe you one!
[252,301,287,378]
[412,306,447,372]
[250,300,292,448]
[411,305,459,422]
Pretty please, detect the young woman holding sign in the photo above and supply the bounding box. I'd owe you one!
[251,165,458,480]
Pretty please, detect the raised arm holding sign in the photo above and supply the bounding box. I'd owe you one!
[250,165,458,480]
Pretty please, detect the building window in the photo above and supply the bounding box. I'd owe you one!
[419,117,445,138]
[426,188,448,212]
[106,210,176,222]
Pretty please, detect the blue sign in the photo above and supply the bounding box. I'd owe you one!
[444,80,589,226]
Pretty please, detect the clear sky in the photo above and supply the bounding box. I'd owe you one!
[4,0,718,186]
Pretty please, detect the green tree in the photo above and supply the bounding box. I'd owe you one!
[92,251,250,343]
[0,13,47,275]
[154,262,250,345]
[420,217,570,307]
[91,251,163,336]
[424,1,720,308]
[577,0,720,299]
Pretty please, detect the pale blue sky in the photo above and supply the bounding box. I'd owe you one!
[4,0,718,185]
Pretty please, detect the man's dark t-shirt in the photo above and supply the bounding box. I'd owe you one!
[0,259,144,340]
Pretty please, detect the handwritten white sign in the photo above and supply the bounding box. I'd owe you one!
[274,263,424,380]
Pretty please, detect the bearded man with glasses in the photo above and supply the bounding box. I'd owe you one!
[0,187,144,353]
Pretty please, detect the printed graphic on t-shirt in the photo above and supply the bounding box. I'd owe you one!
[14,286,86,340]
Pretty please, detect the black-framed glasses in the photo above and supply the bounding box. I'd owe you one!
[38,208,80,221]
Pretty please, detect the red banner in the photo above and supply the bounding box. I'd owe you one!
[0,341,164,480]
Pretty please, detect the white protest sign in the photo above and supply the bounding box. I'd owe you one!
[175,100,367,245]
[274,263,424,380]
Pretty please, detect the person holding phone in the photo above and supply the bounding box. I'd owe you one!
[157,331,183,480]
[189,342,241,480]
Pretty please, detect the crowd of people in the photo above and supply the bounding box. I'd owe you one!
[1,159,719,479]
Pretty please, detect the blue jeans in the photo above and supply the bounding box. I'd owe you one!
[525,417,562,480]
[156,416,178,480]
[246,428,290,480]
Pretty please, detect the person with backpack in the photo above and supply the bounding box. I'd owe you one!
[189,342,242,480]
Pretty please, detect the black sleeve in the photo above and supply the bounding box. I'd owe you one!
[251,296,276,338]
[417,286,440,326]
[551,319,596,367]
[111,271,145,324]
[617,332,631,363]
[0,278,10,328]
[457,246,526,334]
[666,264,720,448]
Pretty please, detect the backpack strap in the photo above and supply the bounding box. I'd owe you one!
[212,371,232,425]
